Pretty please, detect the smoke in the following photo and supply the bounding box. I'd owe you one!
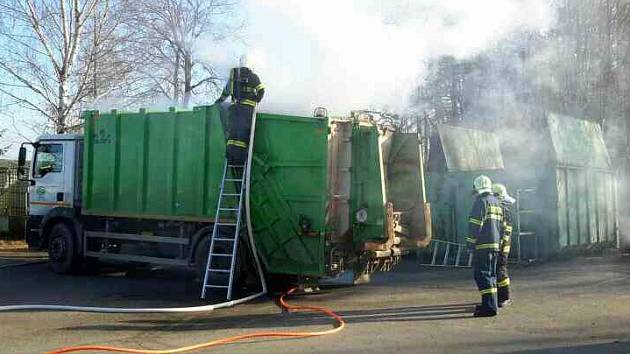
[198,0,555,116]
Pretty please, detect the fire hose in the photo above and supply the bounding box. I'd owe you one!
[43,287,345,354]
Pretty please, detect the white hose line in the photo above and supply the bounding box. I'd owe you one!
[0,104,268,313]
[245,107,269,296]
[0,291,263,313]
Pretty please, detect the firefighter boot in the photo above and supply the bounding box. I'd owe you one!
[473,307,497,317]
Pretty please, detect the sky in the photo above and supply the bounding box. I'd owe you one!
[1,0,556,158]
[199,0,555,116]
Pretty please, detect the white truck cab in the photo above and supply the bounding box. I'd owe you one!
[27,134,82,216]
[19,134,83,250]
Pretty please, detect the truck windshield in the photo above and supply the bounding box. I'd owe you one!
[33,144,63,178]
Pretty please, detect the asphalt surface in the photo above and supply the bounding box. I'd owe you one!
[1,252,629,354]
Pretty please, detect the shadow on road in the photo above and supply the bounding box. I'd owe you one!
[505,341,630,354]
[61,302,476,332]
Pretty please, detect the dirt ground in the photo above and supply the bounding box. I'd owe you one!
[0,240,28,252]
[1,253,629,354]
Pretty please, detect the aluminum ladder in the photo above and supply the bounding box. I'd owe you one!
[201,161,247,300]
[516,188,538,263]
[420,239,473,268]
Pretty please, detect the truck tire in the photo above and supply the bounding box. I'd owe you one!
[48,223,79,274]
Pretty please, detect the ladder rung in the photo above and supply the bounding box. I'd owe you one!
[214,237,236,242]
[204,285,229,288]
[222,194,241,197]
[210,253,232,257]
[224,179,243,182]
[520,232,535,236]
[219,208,239,211]
[215,222,236,226]
[227,165,245,168]
[208,268,231,273]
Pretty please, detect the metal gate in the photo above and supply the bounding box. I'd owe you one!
[516,188,538,262]
[0,167,27,239]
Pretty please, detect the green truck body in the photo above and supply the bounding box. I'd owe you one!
[23,105,430,282]
[83,105,331,277]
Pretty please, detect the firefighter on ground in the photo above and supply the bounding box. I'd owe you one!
[492,183,515,307]
[215,54,265,165]
[467,175,503,317]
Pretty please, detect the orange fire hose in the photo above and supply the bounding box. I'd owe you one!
[44,288,345,354]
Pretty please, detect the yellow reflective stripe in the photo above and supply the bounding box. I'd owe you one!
[505,226,513,232]
[502,236,510,242]
[226,139,248,148]
[502,246,511,254]
[480,288,497,295]
[466,237,476,243]
[476,243,499,250]
[255,83,265,90]
[488,206,503,214]
[485,214,502,221]
[497,278,510,288]
[240,99,257,107]
[469,217,482,226]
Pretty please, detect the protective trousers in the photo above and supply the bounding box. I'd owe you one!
[496,254,510,302]
[226,103,254,166]
[473,250,498,312]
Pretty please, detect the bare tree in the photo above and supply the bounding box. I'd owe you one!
[0,0,139,133]
[127,0,240,107]
[0,0,104,133]
[0,128,9,156]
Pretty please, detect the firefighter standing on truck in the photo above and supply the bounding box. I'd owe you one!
[215,54,265,165]
[492,183,515,307]
[467,175,503,317]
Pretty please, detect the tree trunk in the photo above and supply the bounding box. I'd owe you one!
[183,51,192,108]
[57,77,68,133]
[173,47,180,102]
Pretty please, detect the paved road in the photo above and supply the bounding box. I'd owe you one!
[1,253,629,354]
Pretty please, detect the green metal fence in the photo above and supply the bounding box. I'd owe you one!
[0,167,27,239]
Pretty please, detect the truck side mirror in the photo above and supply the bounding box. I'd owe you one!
[17,146,27,176]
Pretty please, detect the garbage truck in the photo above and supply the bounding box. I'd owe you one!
[17,105,431,285]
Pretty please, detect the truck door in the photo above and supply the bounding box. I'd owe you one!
[29,142,71,215]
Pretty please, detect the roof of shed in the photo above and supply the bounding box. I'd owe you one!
[437,125,504,172]
[547,113,611,169]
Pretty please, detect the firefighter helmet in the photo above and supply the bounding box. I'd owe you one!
[473,175,492,194]
[239,54,250,68]
[492,183,515,203]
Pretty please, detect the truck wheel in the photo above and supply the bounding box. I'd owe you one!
[194,236,211,281]
[48,223,78,274]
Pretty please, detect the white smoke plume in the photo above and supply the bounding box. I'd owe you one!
[198,0,555,116]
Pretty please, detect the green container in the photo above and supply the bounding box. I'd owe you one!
[351,121,386,244]
[249,114,328,276]
[83,106,225,220]
[82,105,329,276]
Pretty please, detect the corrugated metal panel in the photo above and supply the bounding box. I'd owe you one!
[555,167,616,249]
[83,106,224,220]
[437,125,504,172]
